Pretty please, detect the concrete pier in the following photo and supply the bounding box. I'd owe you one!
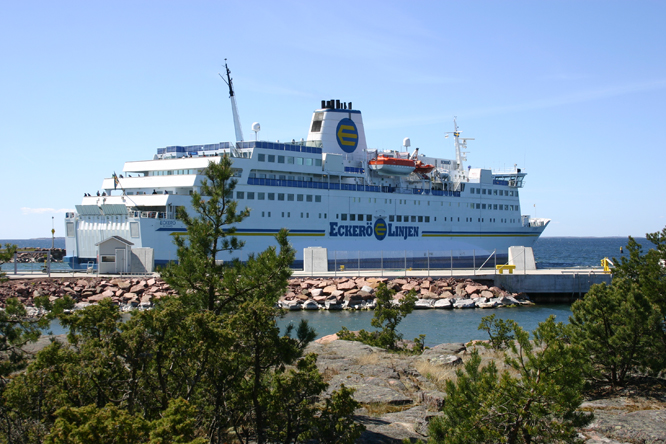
[291,267,612,303]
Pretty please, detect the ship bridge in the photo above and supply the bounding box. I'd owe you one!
[492,170,526,188]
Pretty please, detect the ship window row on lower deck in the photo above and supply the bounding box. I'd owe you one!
[259,212,328,219]
[237,192,322,202]
[470,203,519,211]
[469,187,517,197]
[246,177,461,196]
[337,214,518,224]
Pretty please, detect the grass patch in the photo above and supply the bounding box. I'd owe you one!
[414,360,459,388]
[320,367,340,383]
[353,353,381,366]
[362,402,413,417]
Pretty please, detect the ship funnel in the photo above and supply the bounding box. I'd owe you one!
[307,100,367,155]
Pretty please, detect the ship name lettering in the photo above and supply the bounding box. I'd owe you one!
[329,222,419,240]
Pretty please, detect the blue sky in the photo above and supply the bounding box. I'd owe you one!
[1,0,665,239]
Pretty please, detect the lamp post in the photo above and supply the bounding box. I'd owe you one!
[51,216,55,249]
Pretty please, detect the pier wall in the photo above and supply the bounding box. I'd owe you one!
[494,272,612,303]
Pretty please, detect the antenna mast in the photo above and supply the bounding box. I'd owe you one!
[452,117,474,171]
[219,59,244,142]
[453,118,463,169]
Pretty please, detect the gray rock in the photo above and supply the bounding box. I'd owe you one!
[583,409,666,444]
[341,383,412,405]
[280,300,302,310]
[424,354,462,367]
[414,299,434,309]
[423,343,466,355]
[302,300,320,310]
[433,298,453,309]
[453,298,476,309]
[360,285,375,294]
[356,405,432,443]
[325,301,343,310]
[476,300,499,308]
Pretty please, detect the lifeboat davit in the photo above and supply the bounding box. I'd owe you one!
[413,160,435,175]
[368,155,415,176]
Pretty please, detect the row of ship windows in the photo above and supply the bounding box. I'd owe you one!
[148,169,200,176]
[237,191,322,202]
[465,218,518,223]
[336,214,515,224]
[146,169,242,177]
[250,173,315,181]
[257,154,323,166]
[469,187,517,197]
[255,212,518,224]
[341,214,432,223]
[237,191,517,211]
[261,212,326,218]
[352,198,514,207]
[470,203,519,211]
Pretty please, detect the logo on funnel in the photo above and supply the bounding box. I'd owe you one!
[336,118,358,153]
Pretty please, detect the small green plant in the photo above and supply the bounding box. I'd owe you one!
[478,314,518,350]
[337,284,423,352]
[0,243,17,282]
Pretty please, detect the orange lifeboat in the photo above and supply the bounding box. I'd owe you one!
[368,155,415,176]
[413,160,435,174]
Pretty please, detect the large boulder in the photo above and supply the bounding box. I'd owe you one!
[433,298,453,309]
[360,285,375,294]
[453,298,477,309]
[302,300,320,310]
[414,299,434,309]
[281,300,302,311]
[337,280,356,290]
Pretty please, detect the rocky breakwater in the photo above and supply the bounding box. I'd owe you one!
[0,277,177,313]
[280,277,533,311]
[6,248,67,263]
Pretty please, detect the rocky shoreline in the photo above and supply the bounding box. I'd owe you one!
[0,276,533,313]
[3,248,66,263]
[307,339,666,443]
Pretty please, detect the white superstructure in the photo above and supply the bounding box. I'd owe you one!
[64,98,549,270]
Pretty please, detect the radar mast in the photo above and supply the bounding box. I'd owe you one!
[452,117,473,172]
[219,60,244,142]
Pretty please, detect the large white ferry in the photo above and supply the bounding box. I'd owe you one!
[64,71,549,270]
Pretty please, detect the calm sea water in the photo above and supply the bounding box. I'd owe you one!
[45,304,573,347]
[278,304,574,346]
[4,236,656,344]
[532,236,651,269]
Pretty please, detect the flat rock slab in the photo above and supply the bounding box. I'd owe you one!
[335,382,412,405]
[306,339,384,359]
[21,334,68,354]
[356,406,431,443]
[453,298,476,309]
[433,299,453,309]
[583,409,666,444]
[423,343,466,356]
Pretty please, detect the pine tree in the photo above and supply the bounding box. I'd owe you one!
[430,316,592,443]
